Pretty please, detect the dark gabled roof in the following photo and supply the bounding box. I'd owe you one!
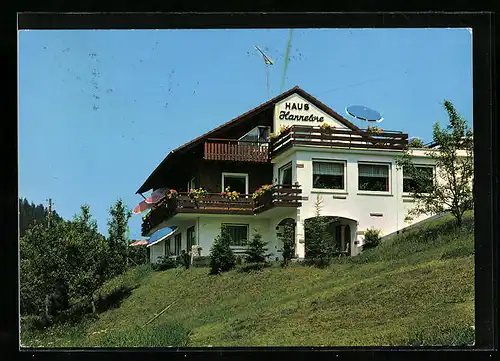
[136,86,363,194]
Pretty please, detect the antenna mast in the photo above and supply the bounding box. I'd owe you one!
[254,45,273,99]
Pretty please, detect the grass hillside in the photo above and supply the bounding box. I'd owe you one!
[21,211,475,347]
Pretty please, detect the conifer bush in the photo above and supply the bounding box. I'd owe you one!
[245,230,271,264]
[209,227,236,275]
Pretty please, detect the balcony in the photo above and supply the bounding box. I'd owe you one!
[271,125,408,157]
[141,184,301,236]
[204,138,270,163]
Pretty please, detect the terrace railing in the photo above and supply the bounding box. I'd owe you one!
[204,138,270,163]
[141,185,302,236]
[271,125,408,156]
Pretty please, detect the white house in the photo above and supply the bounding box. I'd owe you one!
[137,86,450,263]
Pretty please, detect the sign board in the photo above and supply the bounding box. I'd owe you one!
[274,93,349,132]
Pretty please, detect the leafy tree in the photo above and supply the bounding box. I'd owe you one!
[106,199,132,278]
[209,227,236,275]
[68,205,109,314]
[245,230,271,264]
[20,218,69,317]
[408,137,425,148]
[396,100,473,228]
[127,243,148,266]
[19,205,107,320]
[279,222,295,267]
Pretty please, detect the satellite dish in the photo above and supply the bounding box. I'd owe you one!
[345,105,383,123]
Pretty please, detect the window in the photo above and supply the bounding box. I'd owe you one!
[403,166,434,193]
[313,161,345,190]
[187,226,196,252]
[174,233,182,255]
[187,177,197,191]
[279,163,293,185]
[165,238,171,256]
[239,125,270,144]
[221,224,249,246]
[222,173,248,194]
[358,163,390,192]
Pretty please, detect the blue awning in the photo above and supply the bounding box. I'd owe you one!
[147,226,177,247]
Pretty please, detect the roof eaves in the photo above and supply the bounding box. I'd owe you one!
[135,86,302,194]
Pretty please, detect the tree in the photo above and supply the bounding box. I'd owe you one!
[396,100,473,228]
[20,218,69,318]
[19,205,107,320]
[304,195,337,267]
[408,137,425,148]
[245,230,271,264]
[209,227,236,275]
[106,199,132,278]
[19,197,62,238]
[68,205,109,314]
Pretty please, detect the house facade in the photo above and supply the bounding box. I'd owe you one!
[137,86,440,263]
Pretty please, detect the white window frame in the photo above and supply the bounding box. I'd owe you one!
[402,164,436,197]
[357,162,392,196]
[222,172,249,195]
[279,162,293,185]
[187,177,196,191]
[311,159,347,193]
[221,223,249,247]
[174,232,182,256]
[238,125,271,144]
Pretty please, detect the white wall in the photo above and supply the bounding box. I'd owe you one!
[197,215,284,260]
[273,93,348,132]
[149,242,165,264]
[272,147,441,258]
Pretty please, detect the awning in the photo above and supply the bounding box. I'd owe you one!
[147,226,178,247]
[145,187,169,204]
[133,199,154,214]
[129,240,148,247]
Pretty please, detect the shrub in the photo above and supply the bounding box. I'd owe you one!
[209,227,236,275]
[192,256,210,268]
[245,230,271,264]
[178,250,191,270]
[152,256,178,271]
[362,228,382,250]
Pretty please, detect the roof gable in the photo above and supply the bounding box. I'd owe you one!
[136,86,362,194]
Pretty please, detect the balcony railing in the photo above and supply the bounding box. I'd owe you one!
[204,138,270,163]
[271,125,408,156]
[141,184,301,236]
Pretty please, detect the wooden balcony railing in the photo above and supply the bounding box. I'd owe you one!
[204,138,270,163]
[271,125,408,156]
[141,185,302,236]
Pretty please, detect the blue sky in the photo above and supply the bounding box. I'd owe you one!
[18,28,472,239]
